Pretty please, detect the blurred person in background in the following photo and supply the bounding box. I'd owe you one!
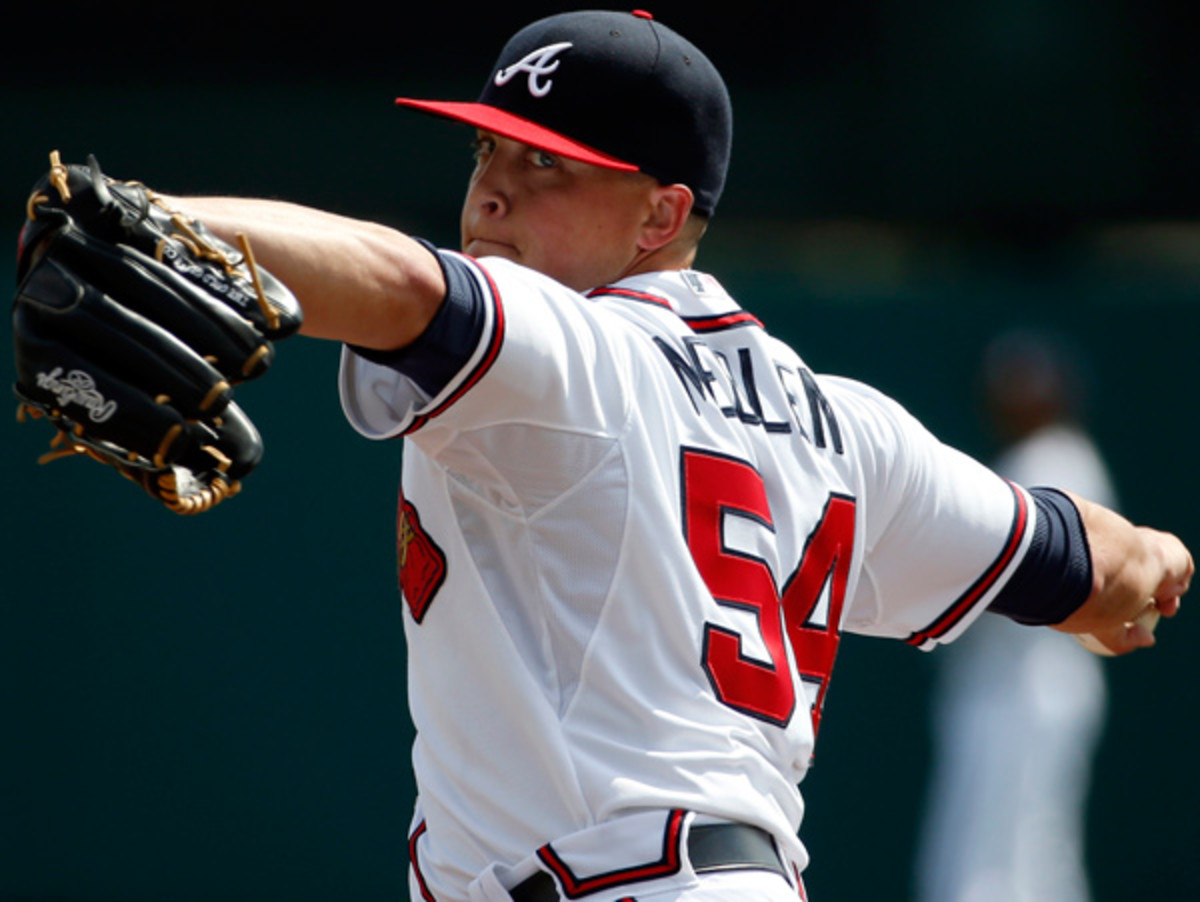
[916,329,1115,902]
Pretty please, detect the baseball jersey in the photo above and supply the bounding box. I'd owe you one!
[339,253,1035,900]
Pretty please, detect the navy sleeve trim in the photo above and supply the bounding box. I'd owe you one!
[987,486,1094,626]
[344,240,486,398]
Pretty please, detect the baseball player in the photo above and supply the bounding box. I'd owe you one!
[105,10,1190,901]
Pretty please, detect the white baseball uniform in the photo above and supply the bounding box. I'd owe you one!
[339,252,1037,901]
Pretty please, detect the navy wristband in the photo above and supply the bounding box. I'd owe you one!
[987,486,1094,626]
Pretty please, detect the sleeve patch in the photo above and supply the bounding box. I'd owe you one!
[398,498,447,623]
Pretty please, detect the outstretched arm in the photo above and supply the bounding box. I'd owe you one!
[1053,492,1192,655]
[164,196,446,350]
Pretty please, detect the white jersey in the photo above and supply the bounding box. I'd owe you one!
[339,256,1035,901]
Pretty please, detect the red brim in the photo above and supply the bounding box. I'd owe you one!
[395,98,639,173]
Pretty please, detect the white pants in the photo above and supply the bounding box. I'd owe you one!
[619,869,801,900]
[458,868,802,901]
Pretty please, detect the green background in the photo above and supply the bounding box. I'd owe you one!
[2,2,1197,899]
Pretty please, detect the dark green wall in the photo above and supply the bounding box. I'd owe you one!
[3,4,1197,898]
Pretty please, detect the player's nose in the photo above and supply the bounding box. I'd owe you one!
[467,154,512,219]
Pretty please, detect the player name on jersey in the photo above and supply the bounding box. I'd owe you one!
[653,334,844,454]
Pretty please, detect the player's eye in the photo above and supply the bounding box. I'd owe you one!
[529,148,558,169]
[470,136,496,163]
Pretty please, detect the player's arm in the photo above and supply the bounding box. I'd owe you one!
[162,195,446,350]
[1051,491,1192,654]
[984,487,1191,655]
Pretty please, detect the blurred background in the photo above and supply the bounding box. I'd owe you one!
[2,1,1196,899]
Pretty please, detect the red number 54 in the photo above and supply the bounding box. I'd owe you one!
[683,448,855,735]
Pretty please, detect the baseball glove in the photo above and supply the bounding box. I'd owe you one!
[12,150,302,514]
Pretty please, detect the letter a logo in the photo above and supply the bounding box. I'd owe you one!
[494,42,573,98]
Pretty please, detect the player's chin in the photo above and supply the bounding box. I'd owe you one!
[463,238,520,261]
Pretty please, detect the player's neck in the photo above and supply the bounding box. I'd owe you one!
[618,240,699,283]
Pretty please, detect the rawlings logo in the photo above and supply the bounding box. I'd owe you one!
[494,41,573,97]
[35,367,117,422]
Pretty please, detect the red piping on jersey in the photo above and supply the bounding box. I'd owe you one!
[587,286,674,310]
[684,310,763,332]
[408,820,438,902]
[587,287,764,333]
[402,260,507,436]
[906,481,1030,647]
[536,809,687,898]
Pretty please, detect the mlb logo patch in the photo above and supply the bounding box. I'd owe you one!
[682,270,715,295]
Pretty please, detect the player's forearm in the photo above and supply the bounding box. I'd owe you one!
[163,195,445,349]
[1053,491,1192,652]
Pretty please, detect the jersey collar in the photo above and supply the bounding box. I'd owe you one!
[587,270,764,334]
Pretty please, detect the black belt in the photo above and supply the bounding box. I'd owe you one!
[509,822,785,902]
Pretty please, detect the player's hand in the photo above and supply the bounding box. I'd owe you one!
[1053,496,1192,655]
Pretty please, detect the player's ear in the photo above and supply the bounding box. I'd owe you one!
[638,184,695,253]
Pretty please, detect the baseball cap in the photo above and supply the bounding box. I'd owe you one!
[396,9,732,216]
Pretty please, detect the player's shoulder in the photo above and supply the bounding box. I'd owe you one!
[444,250,573,297]
[804,372,939,462]
[451,251,652,337]
[813,372,921,424]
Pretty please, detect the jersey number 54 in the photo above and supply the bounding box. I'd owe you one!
[683,448,856,736]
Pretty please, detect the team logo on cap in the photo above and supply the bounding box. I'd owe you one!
[494,41,573,98]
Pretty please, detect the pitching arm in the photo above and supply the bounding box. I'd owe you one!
[163,195,446,351]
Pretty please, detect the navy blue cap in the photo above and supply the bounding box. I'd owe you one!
[397,10,733,216]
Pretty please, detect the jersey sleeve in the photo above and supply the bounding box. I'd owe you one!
[826,377,1037,648]
[339,251,631,443]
